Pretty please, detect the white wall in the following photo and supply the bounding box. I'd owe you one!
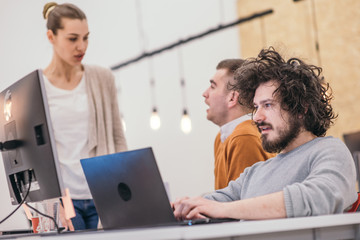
[0,0,240,230]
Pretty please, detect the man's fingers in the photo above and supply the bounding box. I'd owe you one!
[186,206,206,219]
[173,197,211,220]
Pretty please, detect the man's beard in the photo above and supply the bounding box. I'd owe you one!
[257,116,302,153]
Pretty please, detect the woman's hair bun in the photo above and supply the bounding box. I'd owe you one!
[43,2,58,19]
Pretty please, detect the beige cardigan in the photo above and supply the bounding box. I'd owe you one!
[84,65,127,157]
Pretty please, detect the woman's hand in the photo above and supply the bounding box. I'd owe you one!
[59,204,74,231]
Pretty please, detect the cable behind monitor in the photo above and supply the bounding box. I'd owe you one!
[0,169,32,224]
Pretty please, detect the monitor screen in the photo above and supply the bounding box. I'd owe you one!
[0,69,64,205]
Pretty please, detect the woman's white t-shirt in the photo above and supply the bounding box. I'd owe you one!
[43,74,91,199]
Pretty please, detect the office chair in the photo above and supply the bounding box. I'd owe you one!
[343,131,360,155]
[343,132,360,213]
[343,132,360,191]
[348,192,360,212]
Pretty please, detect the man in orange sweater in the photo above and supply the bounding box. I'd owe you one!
[203,59,274,190]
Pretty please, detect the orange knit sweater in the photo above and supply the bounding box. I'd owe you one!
[214,120,275,190]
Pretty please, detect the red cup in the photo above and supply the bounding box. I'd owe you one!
[31,217,40,233]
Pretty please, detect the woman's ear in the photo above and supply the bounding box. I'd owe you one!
[47,29,55,43]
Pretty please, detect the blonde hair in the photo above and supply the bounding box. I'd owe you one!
[42,2,87,35]
[43,2,57,19]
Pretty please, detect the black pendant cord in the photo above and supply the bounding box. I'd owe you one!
[310,0,321,67]
[111,9,274,70]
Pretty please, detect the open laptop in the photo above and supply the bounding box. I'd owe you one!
[80,147,238,230]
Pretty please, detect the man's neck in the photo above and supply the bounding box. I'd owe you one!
[220,108,251,127]
[219,114,252,142]
[281,130,317,154]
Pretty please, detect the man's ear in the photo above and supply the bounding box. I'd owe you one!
[228,91,239,108]
[299,104,309,118]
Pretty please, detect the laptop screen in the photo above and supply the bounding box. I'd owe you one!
[80,147,177,229]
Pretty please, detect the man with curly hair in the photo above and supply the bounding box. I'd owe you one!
[173,47,357,220]
[203,59,274,190]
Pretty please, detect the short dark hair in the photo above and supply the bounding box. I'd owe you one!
[43,2,87,35]
[232,47,337,137]
[217,59,245,76]
[217,59,245,92]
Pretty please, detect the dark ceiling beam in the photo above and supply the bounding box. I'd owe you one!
[111,9,273,71]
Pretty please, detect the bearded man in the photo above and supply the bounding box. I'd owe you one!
[172,47,357,220]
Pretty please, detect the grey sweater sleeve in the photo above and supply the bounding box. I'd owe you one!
[204,137,357,218]
[283,138,357,217]
[203,167,250,201]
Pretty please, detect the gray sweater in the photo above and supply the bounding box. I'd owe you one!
[204,136,357,217]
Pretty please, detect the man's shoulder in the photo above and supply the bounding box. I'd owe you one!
[310,136,344,148]
[232,120,260,136]
[296,136,350,158]
[225,121,262,146]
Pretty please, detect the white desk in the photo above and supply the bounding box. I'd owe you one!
[4,213,360,240]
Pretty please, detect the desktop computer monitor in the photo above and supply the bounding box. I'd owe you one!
[0,69,64,205]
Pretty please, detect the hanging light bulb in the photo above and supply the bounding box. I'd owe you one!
[181,109,192,134]
[176,47,191,134]
[121,117,127,132]
[150,107,161,130]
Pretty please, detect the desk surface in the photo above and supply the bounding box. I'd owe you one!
[3,213,360,240]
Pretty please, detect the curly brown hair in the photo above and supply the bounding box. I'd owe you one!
[231,47,337,137]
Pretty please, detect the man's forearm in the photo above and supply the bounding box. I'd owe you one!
[224,191,287,220]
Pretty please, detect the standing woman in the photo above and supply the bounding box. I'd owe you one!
[42,2,127,230]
